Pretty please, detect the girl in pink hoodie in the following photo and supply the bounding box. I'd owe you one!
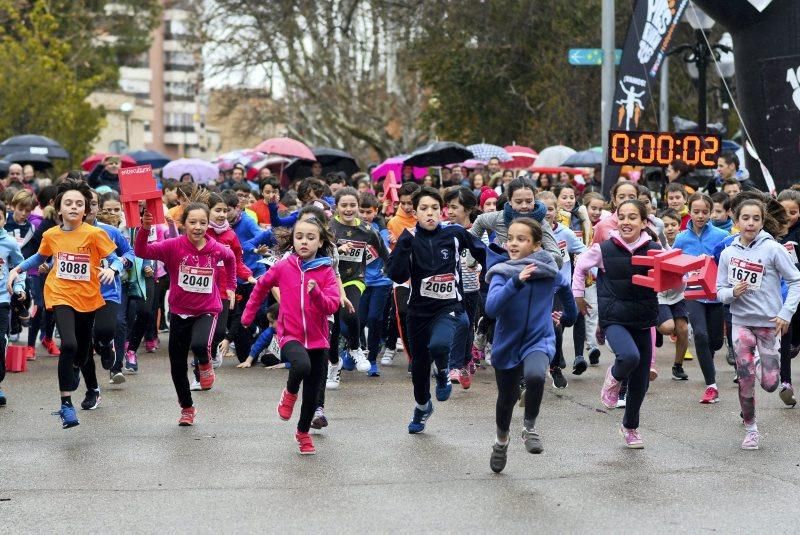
[242,216,340,455]
[136,203,236,427]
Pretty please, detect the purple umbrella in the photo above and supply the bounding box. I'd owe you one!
[370,155,428,182]
[162,158,219,185]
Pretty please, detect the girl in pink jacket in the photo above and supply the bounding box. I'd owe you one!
[242,216,340,455]
[136,203,236,427]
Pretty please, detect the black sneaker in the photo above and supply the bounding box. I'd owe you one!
[588,347,601,366]
[522,427,544,454]
[550,367,568,389]
[671,364,688,381]
[572,356,588,375]
[80,390,101,410]
[98,343,115,371]
[558,355,566,369]
[726,346,736,366]
[490,442,508,473]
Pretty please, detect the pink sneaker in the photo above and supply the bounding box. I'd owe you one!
[277,388,298,421]
[448,368,461,385]
[600,366,621,409]
[741,430,760,450]
[700,386,719,404]
[620,426,644,449]
[145,339,159,353]
[295,431,316,455]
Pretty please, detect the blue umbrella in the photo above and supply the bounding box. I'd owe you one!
[562,150,603,168]
[467,143,511,162]
[128,149,171,169]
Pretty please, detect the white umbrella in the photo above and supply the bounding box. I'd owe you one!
[533,145,576,168]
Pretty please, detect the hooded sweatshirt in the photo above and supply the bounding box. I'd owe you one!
[484,247,576,369]
[135,231,235,316]
[0,229,26,303]
[674,220,730,304]
[717,230,800,327]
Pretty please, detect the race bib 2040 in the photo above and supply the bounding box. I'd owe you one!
[178,265,214,294]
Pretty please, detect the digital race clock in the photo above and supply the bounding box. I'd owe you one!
[607,130,721,168]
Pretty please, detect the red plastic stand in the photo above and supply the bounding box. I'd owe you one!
[7,345,28,372]
[684,256,718,301]
[118,164,166,227]
[631,248,705,292]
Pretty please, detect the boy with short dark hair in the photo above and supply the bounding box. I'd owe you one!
[710,191,733,233]
[664,182,690,230]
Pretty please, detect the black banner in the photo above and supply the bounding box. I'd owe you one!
[603,0,690,196]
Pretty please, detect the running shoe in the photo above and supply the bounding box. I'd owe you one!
[700,385,719,404]
[380,348,395,366]
[80,390,101,410]
[649,367,658,381]
[211,353,222,369]
[54,403,79,429]
[310,407,328,429]
[341,349,356,371]
[600,366,621,409]
[490,442,508,473]
[779,383,797,407]
[741,430,760,450]
[620,426,644,449]
[145,338,159,353]
[0,388,6,406]
[448,368,461,385]
[459,367,471,389]
[326,358,343,390]
[588,347,601,366]
[109,370,126,384]
[42,337,60,356]
[550,366,568,390]
[197,362,215,390]
[616,390,626,408]
[434,370,452,401]
[521,427,543,454]
[396,338,405,353]
[296,431,316,455]
[352,348,370,372]
[178,406,196,426]
[368,362,380,377]
[671,364,688,381]
[124,350,138,374]
[190,378,202,391]
[408,401,434,434]
[726,346,735,366]
[467,355,478,375]
[24,346,35,361]
[98,343,115,371]
[277,388,298,421]
[572,355,588,375]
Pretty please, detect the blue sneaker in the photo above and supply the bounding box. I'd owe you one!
[408,401,434,434]
[341,349,355,371]
[435,370,452,401]
[368,362,380,377]
[53,403,79,429]
[0,388,6,406]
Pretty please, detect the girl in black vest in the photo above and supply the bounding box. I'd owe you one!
[572,200,660,449]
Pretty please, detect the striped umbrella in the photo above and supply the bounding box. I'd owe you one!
[466,143,511,162]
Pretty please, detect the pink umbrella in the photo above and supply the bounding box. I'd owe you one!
[502,145,538,169]
[449,159,487,170]
[371,155,428,182]
[253,137,316,161]
[81,153,137,171]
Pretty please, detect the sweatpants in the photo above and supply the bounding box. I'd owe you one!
[282,341,327,433]
[605,324,652,430]
[53,306,95,392]
[685,300,724,386]
[359,284,392,362]
[734,324,780,425]
[449,292,479,370]
[126,277,155,353]
[226,282,255,362]
[494,350,549,433]
[168,313,216,408]
[407,310,469,405]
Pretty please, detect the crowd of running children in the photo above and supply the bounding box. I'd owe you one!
[1,154,799,468]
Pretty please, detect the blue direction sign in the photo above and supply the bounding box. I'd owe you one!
[568,48,622,66]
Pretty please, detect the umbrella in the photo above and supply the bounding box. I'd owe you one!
[4,151,52,170]
[562,150,603,168]
[533,145,576,168]
[501,145,538,169]
[162,158,219,185]
[466,143,511,162]
[285,147,359,180]
[0,134,69,159]
[213,149,266,171]
[127,149,171,169]
[81,153,137,172]
[448,159,487,170]
[253,137,316,161]
[528,166,583,175]
[404,141,473,168]
[247,156,293,181]
[371,155,427,182]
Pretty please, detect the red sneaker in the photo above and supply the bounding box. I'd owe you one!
[24,346,35,361]
[178,406,196,426]
[42,337,60,356]
[277,388,298,421]
[198,362,215,390]
[459,367,471,389]
[700,386,719,404]
[295,431,316,455]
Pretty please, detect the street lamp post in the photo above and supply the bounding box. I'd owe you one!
[120,102,134,149]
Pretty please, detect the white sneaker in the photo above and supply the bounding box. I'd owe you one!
[211,355,222,369]
[326,359,343,390]
[485,342,492,366]
[190,378,202,391]
[381,348,395,366]
[396,339,404,353]
[352,348,370,372]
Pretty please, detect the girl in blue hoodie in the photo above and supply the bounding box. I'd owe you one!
[484,218,576,473]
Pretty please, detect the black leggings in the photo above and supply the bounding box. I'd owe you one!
[53,306,96,392]
[385,286,410,354]
[0,304,10,384]
[685,301,724,386]
[168,313,216,408]
[329,284,362,359]
[212,303,229,360]
[80,301,118,390]
[283,341,327,433]
[226,283,255,361]
[126,277,155,353]
[494,351,549,434]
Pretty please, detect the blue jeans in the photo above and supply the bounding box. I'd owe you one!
[358,284,392,362]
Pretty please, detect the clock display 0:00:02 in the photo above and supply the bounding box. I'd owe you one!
[608,131,720,168]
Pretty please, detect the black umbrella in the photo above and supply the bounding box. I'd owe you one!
[404,141,473,168]
[127,149,171,169]
[0,135,69,160]
[4,151,52,170]
[285,147,359,180]
[0,160,8,175]
[562,149,603,168]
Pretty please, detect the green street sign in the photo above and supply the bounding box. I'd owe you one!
[568,48,622,66]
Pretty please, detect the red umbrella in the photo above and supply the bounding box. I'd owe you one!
[81,153,137,172]
[528,166,582,175]
[502,145,538,169]
[253,137,316,161]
